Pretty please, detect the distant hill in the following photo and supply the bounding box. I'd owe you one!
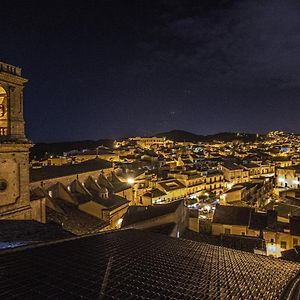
[206,132,258,142]
[30,139,114,159]
[156,130,259,143]
[156,130,204,142]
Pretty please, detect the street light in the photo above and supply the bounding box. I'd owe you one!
[127,178,134,184]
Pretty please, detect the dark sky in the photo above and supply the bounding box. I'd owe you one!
[2,0,300,142]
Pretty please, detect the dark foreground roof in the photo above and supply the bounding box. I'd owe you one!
[30,158,112,182]
[0,220,72,247]
[0,229,299,299]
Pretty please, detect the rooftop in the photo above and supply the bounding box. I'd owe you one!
[0,220,72,249]
[213,205,253,226]
[222,162,244,170]
[0,229,299,299]
[30,158,112,182]
[122,200,182,227]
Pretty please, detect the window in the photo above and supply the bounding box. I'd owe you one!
[0,86,8,136]
[225,228,231,235]
[293,238,298,247]
[0,127,7,136]
[280,241,287,249]
[241,232,245,236]
[0,179,7,191]
[0,104,5,117]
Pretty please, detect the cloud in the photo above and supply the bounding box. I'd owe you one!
[130,0,300,90]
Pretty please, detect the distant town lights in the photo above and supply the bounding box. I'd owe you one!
[278,177,285,183]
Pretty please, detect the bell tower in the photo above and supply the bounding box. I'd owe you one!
[0,62,32,220]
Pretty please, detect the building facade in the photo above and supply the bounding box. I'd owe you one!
[0,62,34,220]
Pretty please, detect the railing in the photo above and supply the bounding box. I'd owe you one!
[0,62,21,76]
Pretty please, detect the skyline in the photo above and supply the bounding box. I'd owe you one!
[2,0,300,142]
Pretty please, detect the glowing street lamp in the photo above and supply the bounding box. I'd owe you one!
[127,178,135,185]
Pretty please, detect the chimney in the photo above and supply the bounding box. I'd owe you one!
[267,210,277,229]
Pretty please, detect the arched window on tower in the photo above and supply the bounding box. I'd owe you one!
[0,86,8,136]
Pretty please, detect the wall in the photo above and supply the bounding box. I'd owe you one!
[124,201,188,237]
[212,223,248,236]
[30,198,46,223]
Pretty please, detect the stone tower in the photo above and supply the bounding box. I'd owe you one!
[0,62,32,220]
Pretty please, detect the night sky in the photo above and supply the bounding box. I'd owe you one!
[1,0,300,142]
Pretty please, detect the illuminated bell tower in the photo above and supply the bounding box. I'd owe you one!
[0,62,32,220]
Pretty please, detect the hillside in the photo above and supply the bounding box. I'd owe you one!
[156,130,204,142]
[156,130,259,143]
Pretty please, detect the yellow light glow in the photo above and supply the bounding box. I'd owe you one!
[266,243,281,257]
[116,218,123,228]
[227,182,234,189]
[127,178,134,184]
[204,205,211,212]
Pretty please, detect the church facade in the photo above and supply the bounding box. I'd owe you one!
[0,62,33,220]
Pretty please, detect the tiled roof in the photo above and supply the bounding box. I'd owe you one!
[222,162,243,170]
[143,222,176,236]
[0,229,299,299]
[30,159,112,182]
[111,181,132,193]
[47,199,108,235]
[213,205,253,226]
[143,188,166,198]
[0,220,72,244]
[249,211,268,230]
[92,193,130,210]
[122,200,182,227]
[242,162,260,168]
[30,187,49,201]
[273,203,300,219]
[158,179,186,191]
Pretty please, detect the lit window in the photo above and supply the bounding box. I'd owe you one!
[280,241,287,249]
